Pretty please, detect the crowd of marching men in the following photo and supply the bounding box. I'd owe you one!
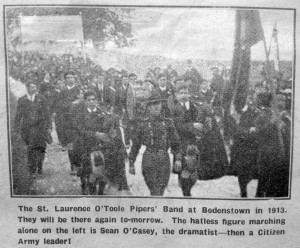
[12,50,292,197]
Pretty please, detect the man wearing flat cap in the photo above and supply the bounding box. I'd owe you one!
[129,90,181,196]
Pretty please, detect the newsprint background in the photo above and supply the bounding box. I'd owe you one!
[1,0,300,247]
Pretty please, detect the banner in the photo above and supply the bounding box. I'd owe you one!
[223,10,264,138]
[20,15,84,43]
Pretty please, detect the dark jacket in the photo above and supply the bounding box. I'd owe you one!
[172,99,228,178]
[172,100,199,144]
[56,85,81,143]
[210,75,225,106]
[15,94,51,147]
[129,116,180,163]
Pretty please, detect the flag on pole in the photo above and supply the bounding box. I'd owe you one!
[223,10,264,137]
[224,10,264,113]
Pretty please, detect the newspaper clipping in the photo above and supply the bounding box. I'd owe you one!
[1,0,299,247]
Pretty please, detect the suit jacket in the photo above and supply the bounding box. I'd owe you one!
[89,83,107,104]
[56,85,81,143]
[172,100,198,144]
[155,86,173,118]
[115,85,128,113]
[15,94,51,147]
[56,85,81,114]
[72,101,125,155]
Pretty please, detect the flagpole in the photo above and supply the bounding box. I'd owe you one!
[261,24,285,156]
[79,12,86,64]
[19,13,24,66]
[274,21,280,73]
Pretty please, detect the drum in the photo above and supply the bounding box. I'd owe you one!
[126,82,153,119]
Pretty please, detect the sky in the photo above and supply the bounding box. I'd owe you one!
[108,8,294,61]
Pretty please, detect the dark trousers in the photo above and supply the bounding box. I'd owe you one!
[142,150,170,196]
[121,111,131,146]
[58,113,73,147]
[68,149,81,171]
[27,145,46,174]
[105,150,129,191]
[179,176,197,197]
[256,147,282,198]
[55,113,64,144]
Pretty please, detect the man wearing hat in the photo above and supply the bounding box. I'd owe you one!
[183,59,203,95]
[129,90,181,196]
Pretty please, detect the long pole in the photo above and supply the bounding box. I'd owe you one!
[19,13,24,65]
[82,41,86,64]
[262,26,284,157]
[79,12,86,64]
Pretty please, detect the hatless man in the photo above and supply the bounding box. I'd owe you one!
[171,82,203,196]
[128,73,138,85]
[15,82,52,175]
[73,91,128,195]
[155,73,174,117]
[88,73,107,104]
[56,71,81,173]
[198,79,215,105]
[115,75,129,115]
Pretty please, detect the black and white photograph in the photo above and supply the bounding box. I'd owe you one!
[6,5,294,198]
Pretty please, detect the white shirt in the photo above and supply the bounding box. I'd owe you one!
[181,101,190,110]
[27,94,35,102]
[87,107,97,113]
[66,84,75,90]
[159,86,167,92]
[98,84,104,91]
